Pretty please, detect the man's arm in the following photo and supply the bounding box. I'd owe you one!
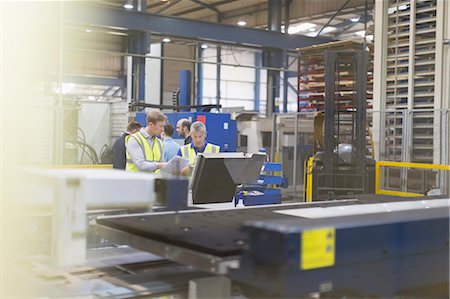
[126,136,161,172]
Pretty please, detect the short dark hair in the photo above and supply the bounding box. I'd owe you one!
[181,119,191,130]
[164,123,174,137]
[127,121,142,133]
[146,110,167,125]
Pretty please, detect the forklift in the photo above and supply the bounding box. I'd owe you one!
[309,49,376,200]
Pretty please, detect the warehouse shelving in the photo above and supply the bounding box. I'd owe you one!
[380,0,442,163]
[297,40,374,112]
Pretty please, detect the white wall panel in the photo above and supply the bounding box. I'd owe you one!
[145,43,161,105]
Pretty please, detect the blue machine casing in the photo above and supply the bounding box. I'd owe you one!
[137,112,236,152]
[231,207,449,297]
[235,162,287,206]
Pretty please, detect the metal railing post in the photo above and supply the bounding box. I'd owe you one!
[293,114,299,197]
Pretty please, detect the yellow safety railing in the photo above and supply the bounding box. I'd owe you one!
[375,161,450,197]
[304,157,314,202]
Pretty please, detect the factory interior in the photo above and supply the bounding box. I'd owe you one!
[1,0,450,298]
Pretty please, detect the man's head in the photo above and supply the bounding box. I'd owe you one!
[146,110,167,137]
[126,121,142,135]
[163,123,174,138]
[190,121,207,148]
[176,118,191,138]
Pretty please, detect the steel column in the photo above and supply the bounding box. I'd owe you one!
[282,50,289,113]
[293,114,299,195]
[266,0,283,116]
[216,45,221,106]
[355,50,368,191]
[323,50,336,189]
[128,30,151,103]
[197,45,204,105]
[160,42,165,105]
[254,52,262,112]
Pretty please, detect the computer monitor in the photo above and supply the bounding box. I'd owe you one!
[190,153,266,204]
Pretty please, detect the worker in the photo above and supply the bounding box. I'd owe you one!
[162,123,181,161]
[112,121,142,170]
[176,118,192,145]
[126,110,167,173]
[177,121,220,176]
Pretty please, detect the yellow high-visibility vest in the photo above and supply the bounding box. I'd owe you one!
[180,143,220,166]
[126,131,163,173]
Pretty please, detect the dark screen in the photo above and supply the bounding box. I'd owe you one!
[191,154,266,204]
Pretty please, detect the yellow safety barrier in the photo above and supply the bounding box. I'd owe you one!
[305,157,314,202]
[375,161,450,197]
[48,164,113,169]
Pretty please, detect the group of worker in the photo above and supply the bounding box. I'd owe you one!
[112,110,220,177]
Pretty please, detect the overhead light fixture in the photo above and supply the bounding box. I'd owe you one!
[237,20,247,27]
[350,16,360,22]
[85,29,92,33]
[201,44,208,49]
[308,27,316,32]
[123,0,133,9]
[162,37,171,43]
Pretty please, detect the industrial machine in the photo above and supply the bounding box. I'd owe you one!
[94,195,449,298]
[11,158,449,298]
[310,50,376,200]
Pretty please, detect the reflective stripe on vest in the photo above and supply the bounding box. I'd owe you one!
[180,143,220,165]
[126,132,163,172]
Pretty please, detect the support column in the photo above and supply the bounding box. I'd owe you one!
[216,14,223,107]
[282,0,291,113]
[265,0,283,116]
[196,45,204,105]
[282,50,288,113]
[216,45,221,106]
[372,0,388,161]
[129,0,149,107]
[254,52,262,112]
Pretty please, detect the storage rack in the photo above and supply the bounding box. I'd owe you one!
[384,0,439,163]
[297,41,374,154]
[297,40,374,112]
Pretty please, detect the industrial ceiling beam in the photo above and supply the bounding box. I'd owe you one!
[155,0,182,14]
[188,0,220,14]
[63,3,332,50]
[172,0,238,17]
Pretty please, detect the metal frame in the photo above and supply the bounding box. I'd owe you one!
[374,0,447,164]
[322,50,368,195]
[375,160,450,197]
[63,3,331,51]
[93,223,240,275]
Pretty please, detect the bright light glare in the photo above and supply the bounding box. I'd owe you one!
[237,20,247,26]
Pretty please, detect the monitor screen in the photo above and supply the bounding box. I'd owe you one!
[190,153,266,204]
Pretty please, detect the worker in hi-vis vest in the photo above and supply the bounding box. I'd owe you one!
[126,111,167,173]
[177,121,220,177]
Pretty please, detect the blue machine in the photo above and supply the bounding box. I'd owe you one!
[137,112,237,152]
[235,162,288,206]
[231,202,450,298]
